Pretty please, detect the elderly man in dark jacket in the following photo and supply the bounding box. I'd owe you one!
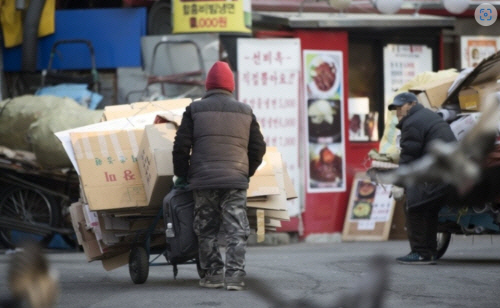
[389,92,457,265]
[172,61,266,290]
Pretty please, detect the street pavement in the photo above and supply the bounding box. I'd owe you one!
[1,235,500,308]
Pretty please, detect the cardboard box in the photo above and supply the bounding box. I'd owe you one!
[441,51,500,109]
[69,202,104,261]
[409,76,456,110]
[458,82,500,111]
[137,123,177,206]
[57,112,172,175]
[70,129,148,211]
[102,99,191,121]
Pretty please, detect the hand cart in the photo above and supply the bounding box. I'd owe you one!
[125,39,206,103]
[0,147,79,249]
[128,206,205,284]
[40,39,101,93]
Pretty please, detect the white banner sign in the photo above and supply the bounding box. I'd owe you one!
[237,38,302,217]
[383,44,433,115]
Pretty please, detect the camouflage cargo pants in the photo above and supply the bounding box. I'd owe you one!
[193,189,250,277]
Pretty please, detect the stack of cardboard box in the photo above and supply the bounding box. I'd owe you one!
[406,52,500,114]
[410,52,500,142]
[59,99,296,270]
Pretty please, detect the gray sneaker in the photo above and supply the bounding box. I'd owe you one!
[199,273,224,289]
[225,275,246,291]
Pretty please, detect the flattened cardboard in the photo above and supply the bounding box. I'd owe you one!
[442,51,500,108]
[102,98,192,121]
[69,201,84,245]
[266,218,282,228]
[247,151,288,211]
[248,150,280,198]
[102,215,131,231]
[283,162,298,200]
[256,209,265,242]
[69,202,103,261]
[82,203,99,229]
[137,123,177,206]
[101,251,130,271]
[264,209,290,221]
[409,76,456,110]
[248,208,290,221]
[70,129,148,211]
[263,146,297,200]
[154,110,185,127]
[248,216,282,228]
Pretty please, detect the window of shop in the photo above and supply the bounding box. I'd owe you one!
[348,28,443,138]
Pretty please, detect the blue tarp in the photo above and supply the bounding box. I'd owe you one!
[3,8,147,71]
[35,83,103,109]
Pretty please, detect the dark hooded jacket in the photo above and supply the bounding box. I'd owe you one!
[396,103,457,208]
[172,89,266,190]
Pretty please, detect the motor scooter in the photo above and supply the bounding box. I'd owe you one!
[436,202,500,259]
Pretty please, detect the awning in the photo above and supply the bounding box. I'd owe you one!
[252,11,455,29]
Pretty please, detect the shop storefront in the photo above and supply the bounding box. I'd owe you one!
[249,11,455,240]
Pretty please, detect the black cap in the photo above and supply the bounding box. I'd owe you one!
[388,92,418,111]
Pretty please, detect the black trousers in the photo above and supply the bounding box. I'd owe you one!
[404,198,443,259]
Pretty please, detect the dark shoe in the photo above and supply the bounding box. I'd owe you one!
[396,252,436,265]
[225,275,246,291]
[199,273,224,289]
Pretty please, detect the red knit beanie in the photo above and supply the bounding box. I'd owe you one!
[205,61,235,92]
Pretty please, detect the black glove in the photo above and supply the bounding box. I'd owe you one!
[174,177,188,189]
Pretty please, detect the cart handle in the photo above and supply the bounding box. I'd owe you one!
[46,39,97,74]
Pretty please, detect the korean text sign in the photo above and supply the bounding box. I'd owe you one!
[237,38,301,216]
[172,0,251,34]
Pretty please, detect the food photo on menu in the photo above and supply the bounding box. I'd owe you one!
[351,180,377,219]
[349,111,379,142]
[307,99,342,143]
[306,53,340,99]
[309,143,343,188]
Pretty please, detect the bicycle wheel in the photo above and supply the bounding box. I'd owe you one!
[0,185,60,248]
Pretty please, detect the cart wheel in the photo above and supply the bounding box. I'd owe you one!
[0,185,60,248]
[436,232,451,259]
[129,246,149,284]
[196,257,206,279]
